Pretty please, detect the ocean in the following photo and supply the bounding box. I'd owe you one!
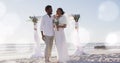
[0,42,120,60]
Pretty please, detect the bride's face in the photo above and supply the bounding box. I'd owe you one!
[56,9,62,16]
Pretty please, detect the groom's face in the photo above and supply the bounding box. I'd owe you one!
[47,7,52,15]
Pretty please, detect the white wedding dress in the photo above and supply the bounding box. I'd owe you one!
[54,15,69,62]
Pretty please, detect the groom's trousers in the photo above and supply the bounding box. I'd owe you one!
[44,35,54,61]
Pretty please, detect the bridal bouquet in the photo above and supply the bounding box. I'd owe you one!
[72,14,80,22]
[53,15,59,31]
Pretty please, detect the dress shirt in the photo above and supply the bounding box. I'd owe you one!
[40,14,54,36]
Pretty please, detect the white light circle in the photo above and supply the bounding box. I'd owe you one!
[67,26,90,55]
[65,15,90,55]
[0,13,21,44]
[76,27,90,47]
[98,1,119,21]
[0,2,7,18]
[2,13,21,29]
[0,23,6,43]
[2,13,21,35]
[105,32,118,46]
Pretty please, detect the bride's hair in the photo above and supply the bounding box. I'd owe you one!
[57,8,65,15]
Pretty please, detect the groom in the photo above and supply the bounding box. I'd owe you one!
[40,5,54,63]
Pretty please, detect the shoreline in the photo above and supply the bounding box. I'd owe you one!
[0,44,120,63]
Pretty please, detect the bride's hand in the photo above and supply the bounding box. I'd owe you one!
[53,15,56,18]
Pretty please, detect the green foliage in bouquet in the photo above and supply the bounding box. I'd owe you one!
[29,16,38,24]
[72,14,80,22]
[53,19,59,26]
[53,19,59,31]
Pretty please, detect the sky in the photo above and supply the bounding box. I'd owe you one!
[0,0,120,45]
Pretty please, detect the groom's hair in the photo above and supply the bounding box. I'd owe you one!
[45,5,52,11]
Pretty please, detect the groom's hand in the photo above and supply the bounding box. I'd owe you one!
[34,28,37,30]
[41,31,45,41]
[42,35,45,41]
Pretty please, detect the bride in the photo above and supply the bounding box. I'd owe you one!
[54,8,69,63]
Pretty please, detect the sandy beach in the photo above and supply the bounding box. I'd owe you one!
[0,49,120,63]
[1,53,120,63]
